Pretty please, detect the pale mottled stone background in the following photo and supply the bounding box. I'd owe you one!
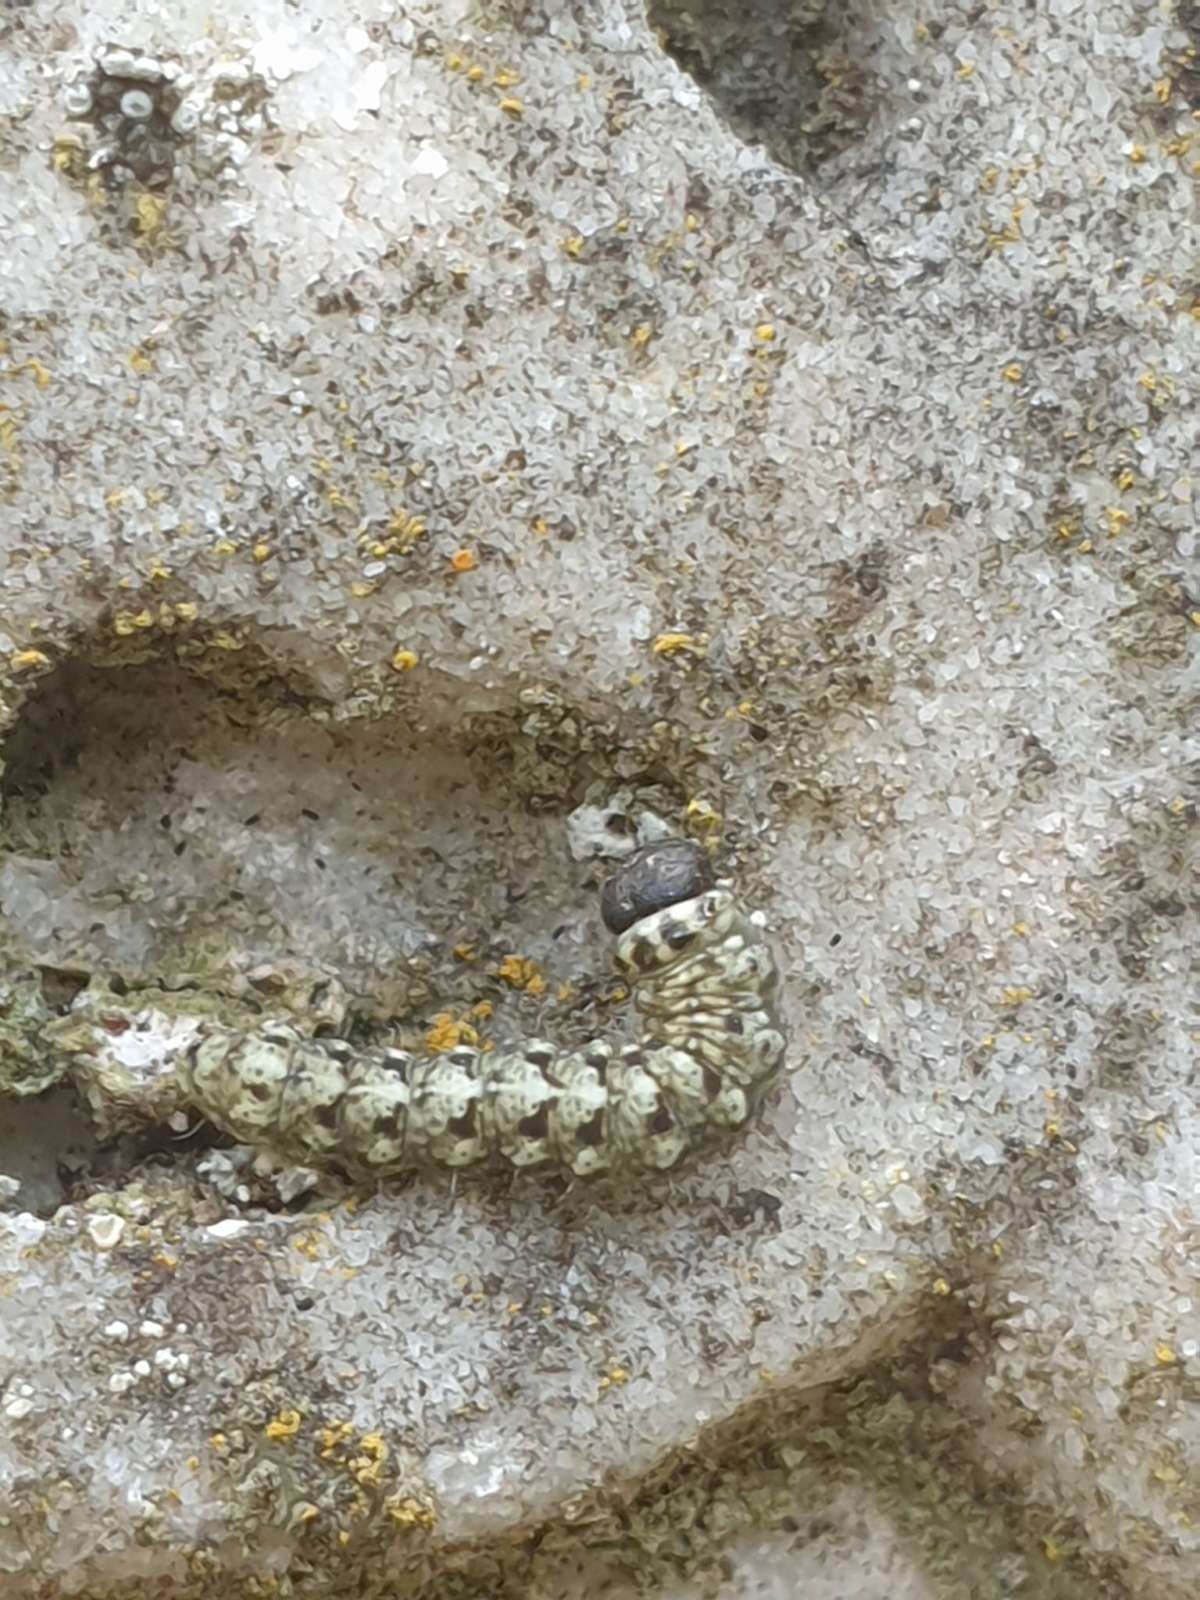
[0,1,1196,1595]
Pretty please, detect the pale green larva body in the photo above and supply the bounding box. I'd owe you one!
[179,843,787,1179]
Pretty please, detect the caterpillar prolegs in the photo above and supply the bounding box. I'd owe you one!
[181,841,787,1179]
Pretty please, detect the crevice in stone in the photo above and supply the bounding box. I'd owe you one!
[646,0,881,175]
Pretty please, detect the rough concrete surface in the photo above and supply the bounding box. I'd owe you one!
[0,0,1196,1595]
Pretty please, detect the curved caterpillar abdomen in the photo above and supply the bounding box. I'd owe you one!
[180,842,786,1178]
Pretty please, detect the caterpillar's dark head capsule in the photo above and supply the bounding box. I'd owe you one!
[600,839,716,934]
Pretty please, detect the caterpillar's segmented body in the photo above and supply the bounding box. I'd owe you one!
[180,842,787,1178]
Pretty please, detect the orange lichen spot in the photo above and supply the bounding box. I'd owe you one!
[425,1013,479,1052]
[265,1410,303,1441]
[578,72,592,90]
[391,647,419,672]
[470,1000,494,1021]
[449,548,477,572]
[496,956,546,997]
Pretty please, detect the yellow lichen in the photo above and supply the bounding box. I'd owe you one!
[264,1409,304,1441]
[651,632,695,655]
[385,1494,437,1530]
[113,610,154,636]
[391,647,419,671]
[425,1013,479,1052]
[9,649,49,672]
[496,956,546,997]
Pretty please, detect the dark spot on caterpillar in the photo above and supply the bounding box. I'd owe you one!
[578,1108,605,1145]
[724,1013,744,1034]
[448,1105,478,1138]
[584,1048,610,1079]
[651,1104,674,1135]
[448,1049,478,1069]
[322,1039,353,1062]
[518,1104,550,1138]
[313,1100,341,1130]
[373,1110,402,1137]
[247,1081,273,1103]
[382,1049,410,1076]
[631,939,656,972]
[702,1064,723,1098]
[525,1046,554,1070]
[663,922,695,952]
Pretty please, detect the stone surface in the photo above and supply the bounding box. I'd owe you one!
[0,0,1196,1595]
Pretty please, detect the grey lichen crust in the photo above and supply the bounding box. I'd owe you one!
[181,844,786,1178]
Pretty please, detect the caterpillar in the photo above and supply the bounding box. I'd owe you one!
[180,840,787,1179]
